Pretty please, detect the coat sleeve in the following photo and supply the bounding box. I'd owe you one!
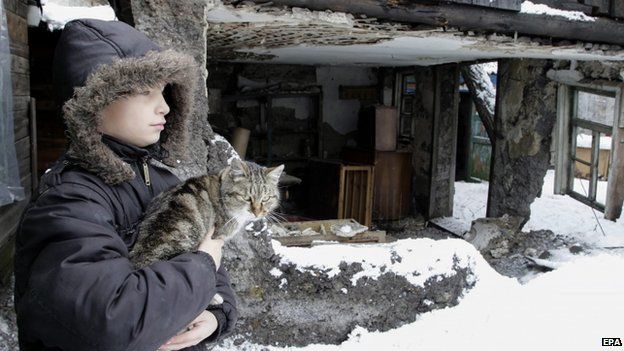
[214,264,238,335]
[14,182,218,351]
[193,264,238,348]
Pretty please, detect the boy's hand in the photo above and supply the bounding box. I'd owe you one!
[159,311,219,350]
[198,226,223,270]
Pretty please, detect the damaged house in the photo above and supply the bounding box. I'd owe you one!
[1,0,624,349]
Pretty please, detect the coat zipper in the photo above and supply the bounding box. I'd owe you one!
[142,159,151,187]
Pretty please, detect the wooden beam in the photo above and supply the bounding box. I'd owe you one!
[249,0,624,46]
[428,64,460,218]
[605,89,624,220]
[554,84,571,195]
[460,64,495,142]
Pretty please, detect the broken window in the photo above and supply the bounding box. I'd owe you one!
[397,73,416,141]
[555,86,616,213]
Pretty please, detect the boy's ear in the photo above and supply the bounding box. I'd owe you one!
[265,164,284,185]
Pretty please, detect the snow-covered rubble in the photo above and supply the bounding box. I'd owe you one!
[272,238,476,287]
[224,230,477,346]
[216,247,624,351]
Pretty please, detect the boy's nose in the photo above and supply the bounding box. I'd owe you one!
[157,95,170,115]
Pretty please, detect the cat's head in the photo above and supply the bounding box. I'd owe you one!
[220,158,284,222]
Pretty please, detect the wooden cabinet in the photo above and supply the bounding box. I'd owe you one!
[343,149,412,220]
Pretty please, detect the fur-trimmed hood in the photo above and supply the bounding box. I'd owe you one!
[53,19,198,185]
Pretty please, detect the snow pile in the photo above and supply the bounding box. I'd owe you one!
[521,1,595,22]
[576,134,612,150]
[272,238,477,287]
[39,1,116,31]
[217,248,624,351]
[524,171,623,248]
[453,170,624,248]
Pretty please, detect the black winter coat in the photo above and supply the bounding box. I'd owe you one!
[14,137,238,351]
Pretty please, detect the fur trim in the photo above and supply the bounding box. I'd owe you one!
[63,50,198,185]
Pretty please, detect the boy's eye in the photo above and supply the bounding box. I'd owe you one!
[140,90,151,96]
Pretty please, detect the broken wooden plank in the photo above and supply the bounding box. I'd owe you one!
[274,230,387,247]
[428,217,469,238]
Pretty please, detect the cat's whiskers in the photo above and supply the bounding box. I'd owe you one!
[265,213,280,225]
[221,215,238,230]
[265,213,288,231]
[270,211,289,222]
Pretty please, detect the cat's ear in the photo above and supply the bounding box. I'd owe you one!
[230,158,249,181]
[265,164,284,185]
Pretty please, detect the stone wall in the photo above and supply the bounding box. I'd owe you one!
[487,58,557,224]
[132,0,225,176]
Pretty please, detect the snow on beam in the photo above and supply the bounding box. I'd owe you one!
[247,0,624,46]
[32,0,116,31]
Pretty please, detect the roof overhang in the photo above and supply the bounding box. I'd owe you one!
[206,1,624,66]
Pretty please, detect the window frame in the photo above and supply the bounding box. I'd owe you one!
[554,82,623,217]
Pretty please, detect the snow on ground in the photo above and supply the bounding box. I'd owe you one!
[525,171,624,248]
[210,169,624,351]
[454,170,624,248]
[217,241,624,351]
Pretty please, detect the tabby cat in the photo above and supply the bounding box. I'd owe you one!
[129,159,283,270]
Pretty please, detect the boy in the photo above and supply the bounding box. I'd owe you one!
[13,19,237,351]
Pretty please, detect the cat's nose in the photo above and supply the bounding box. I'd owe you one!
[252,207,262,217]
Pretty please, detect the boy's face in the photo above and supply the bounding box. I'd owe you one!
[99,83,170,148]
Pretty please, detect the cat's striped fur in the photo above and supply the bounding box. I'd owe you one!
[129,159,283,268]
